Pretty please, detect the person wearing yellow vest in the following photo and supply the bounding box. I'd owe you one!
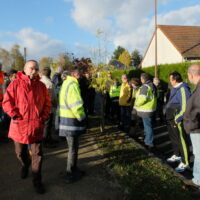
[129,78,141,137]
[134,73,157,148]
[59,65,86,183]
[0,63,4,124]
[109,78,121,123]
[119,74,131,132]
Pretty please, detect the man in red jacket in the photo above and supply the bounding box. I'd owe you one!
[2,60,51,194]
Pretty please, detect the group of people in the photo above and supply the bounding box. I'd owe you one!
[106,72,158,148]
[1,60,200,196]
[1,60,90,194]
[106,65,200,194]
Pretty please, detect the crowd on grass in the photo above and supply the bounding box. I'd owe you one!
[0,61,200,197]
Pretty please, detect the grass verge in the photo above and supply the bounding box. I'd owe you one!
[92,123,194,200]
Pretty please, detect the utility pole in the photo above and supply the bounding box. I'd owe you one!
[24,47,27,62]
[155,0,158,77]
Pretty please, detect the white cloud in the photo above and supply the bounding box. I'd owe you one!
[0,28,65,60]
[158,5,200,25]
[114,5,200,54]
[74,42,93,58]
[71,0,120,34]
[68,0,200,55]
[0,41,15,51]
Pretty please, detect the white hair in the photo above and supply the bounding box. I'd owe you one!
[188,64,200,76]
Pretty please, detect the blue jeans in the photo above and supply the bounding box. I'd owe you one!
[142,117,154,146]
[120,106,131,128]
[190,134,200,186]
[66,135,79,173]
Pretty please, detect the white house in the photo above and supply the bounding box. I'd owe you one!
[141,25,200,68]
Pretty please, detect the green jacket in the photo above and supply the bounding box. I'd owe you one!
[134,80,157,118]
[59,76,86,136]
[109,83,121,98]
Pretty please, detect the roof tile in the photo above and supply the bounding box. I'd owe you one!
[158,25,200,58]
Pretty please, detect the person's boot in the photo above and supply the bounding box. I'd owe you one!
[32,172,45,194]
[64,169,85,184]
[20,166,29,179]
[74,168,85,179]
[20,160,31,179]
[33,182,45,194]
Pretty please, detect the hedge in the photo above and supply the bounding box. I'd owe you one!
[111,62,200,89]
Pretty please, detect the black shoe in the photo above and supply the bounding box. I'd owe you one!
[74,169,85,178]
[64,170,85,184]
[145,144,155,151]
[34,182,45,194]
[59,171,74,184]
[21,167,29,179]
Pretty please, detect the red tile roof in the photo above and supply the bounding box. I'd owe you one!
[158,25,200,58]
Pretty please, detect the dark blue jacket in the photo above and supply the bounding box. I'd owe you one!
[166,82,190,123]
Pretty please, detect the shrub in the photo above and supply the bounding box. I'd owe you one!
[111,62,200,89]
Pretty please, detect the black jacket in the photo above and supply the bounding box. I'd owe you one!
[51,73,63,94]
[184,82,200,134]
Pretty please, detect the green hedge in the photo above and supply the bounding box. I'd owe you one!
[111,62,200,84]
[111,62,200,90]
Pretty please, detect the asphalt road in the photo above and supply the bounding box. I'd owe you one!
[0,130,124,200]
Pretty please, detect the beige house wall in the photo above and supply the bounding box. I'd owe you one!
[141,28,184,68]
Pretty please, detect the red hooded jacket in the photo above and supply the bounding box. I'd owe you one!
[2,71,51,144]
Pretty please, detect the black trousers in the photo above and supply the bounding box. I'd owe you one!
[110,100,120,122]
[14,141,43,184]
[166,120,190,165]
[44,113,54,141]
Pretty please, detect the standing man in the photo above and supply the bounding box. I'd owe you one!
[119,74,131,132]
[59,65,86,183]
[183,64,200,194]
[134,73,157,148]
[2,60,51,194]
[52,66,63,95]
[165,71,190,172]
[52,66,64,133]
[40,67,57,147]
[5,69,18,89]
[109,78,121,123]
[2,69,18,139]
[153,77,165,124]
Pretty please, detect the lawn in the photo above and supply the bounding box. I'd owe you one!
[91,121,195,200]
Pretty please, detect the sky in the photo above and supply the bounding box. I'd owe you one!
[0,0,200,62]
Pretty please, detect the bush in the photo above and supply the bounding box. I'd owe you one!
[111,62,200,84]
[111,62,200,90]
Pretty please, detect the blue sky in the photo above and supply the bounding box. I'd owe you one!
[0,0,200,61]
